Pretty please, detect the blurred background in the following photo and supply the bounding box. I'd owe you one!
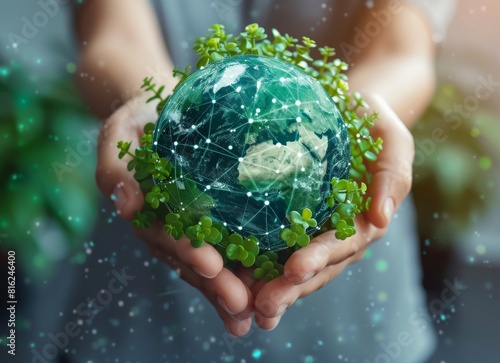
[0,0,498,362]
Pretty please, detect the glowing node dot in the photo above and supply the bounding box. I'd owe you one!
[275,169,280,174]
[276,143,282,148]
[248,118,254,124]
[212,100,216,104]
[174,141,178,146]
[206,139,211,144]
[236,86,242,92]
[206,185,211,190]
[228,145,233,150]
[238,157,243,162]
[295,100,301,106]
[238,226,243,231]
[280,225,285,229]
[301,167,306,172]
[264,201,270,205]
[194,145,199,149]
[280,77,285,82]
[297,152,303,157]
[296,117,302,122]
[247,192,252,197]
[241,105,245,109]
[272,98,277,103]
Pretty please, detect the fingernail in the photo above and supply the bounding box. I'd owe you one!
[383,198,395,223]
[265,317,281,331]
[193,266,216,279]
[111,185,127,214]
[275,304,288,317]
[217,296,236,315]
[300,271,315,284]
[234,306,253,321]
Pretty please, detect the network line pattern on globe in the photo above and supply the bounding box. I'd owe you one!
[117,23,382,279]
[153,55,350,252]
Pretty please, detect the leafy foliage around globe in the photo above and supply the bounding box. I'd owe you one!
[117,23,383,280]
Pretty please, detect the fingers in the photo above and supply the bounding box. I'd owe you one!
[254,261,350,324]
[204,268,254,336]
[175,238,224,279]
[365,95,414,228]
[153,248,252,336]
[283,224,377,284]
[96,108,143,219]
[96,98,158,219]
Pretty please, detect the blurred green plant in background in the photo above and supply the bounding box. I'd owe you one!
[412,83,500,244]
[0,60,98,279]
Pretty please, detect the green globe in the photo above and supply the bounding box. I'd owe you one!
[153,55,350,251]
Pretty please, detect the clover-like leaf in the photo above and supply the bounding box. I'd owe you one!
[225,233,259,266]
[164,213,184,240]
[252,253,283,281]
[117,141,132,159]
[131,211,156,229]
[145,185,169,209]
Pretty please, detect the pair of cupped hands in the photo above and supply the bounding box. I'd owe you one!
[96,92,414,336]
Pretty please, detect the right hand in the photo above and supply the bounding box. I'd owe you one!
[95,94,254,336]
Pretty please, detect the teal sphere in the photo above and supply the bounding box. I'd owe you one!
[153,55,350,251]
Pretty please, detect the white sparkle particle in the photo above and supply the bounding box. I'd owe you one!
[296,117,302,122]
[275,169,280,174]
[272,98,277,103]
[247,192,252,197]
[236,86,242,92]
[238,157,243,162]
[248,118,254,124]
[206,185,211,190]
[264,201,270,205]
[194,145,199,149]
[228,145,233,150]
[276,143,282,148]
[212,100,216,104]
[295,100,301,106]
[174,141,178,146]
[206,139,211,144]
[238,226,243,230]
[297,152,303,157]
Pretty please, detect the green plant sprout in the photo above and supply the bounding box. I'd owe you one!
[117,23,383,280]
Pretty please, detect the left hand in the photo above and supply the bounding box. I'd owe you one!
[248,95,415,330]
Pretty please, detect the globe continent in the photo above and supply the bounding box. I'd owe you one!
[153,55,350,251]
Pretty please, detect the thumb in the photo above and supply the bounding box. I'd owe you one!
[364,95,414,228]
[96,106,145,220]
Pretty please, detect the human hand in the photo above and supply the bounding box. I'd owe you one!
[250,95,415,330]
[95,95,254,336]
